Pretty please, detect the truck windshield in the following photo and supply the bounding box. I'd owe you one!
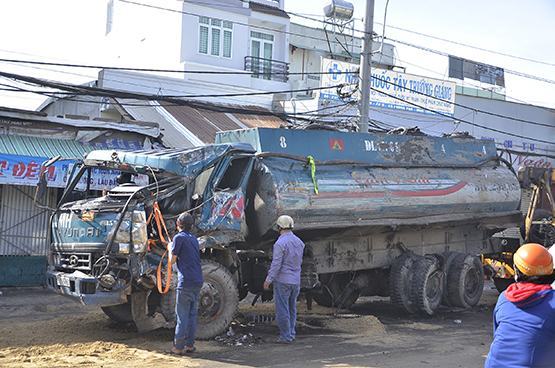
[59,164,148,206]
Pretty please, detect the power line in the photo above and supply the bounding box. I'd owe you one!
[289,11,555,68]
[0,70,360,124]
[288,11,555,84]
[375,22,555,67]
[118,0,361,50]
[364,73,555,129]
[2,56,553,129]
[386,37,555,85]
[4,68,553,146]
[369,86,555,145]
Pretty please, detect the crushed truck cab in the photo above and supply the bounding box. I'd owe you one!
[46,128,521,337]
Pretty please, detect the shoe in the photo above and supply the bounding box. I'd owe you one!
[185,346,197,354]
[168,347,185,356]
[275,338,292,344]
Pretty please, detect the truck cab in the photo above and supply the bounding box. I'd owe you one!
[46,143,257,337]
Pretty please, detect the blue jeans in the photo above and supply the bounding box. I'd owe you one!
[174,285,201,350]
[274,281,300,342]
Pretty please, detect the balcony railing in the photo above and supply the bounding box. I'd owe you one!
[244,56,289,82]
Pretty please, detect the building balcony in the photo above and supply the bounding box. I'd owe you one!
[244,56,289,82]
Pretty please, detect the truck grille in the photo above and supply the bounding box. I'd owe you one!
[54,252,92,271]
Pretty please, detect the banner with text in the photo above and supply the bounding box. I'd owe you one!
[0,154,147,190]
[319,58,456,116]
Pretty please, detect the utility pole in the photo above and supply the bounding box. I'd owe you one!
[358,0,375,133]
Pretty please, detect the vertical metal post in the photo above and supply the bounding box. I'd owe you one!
[358,0,375,133]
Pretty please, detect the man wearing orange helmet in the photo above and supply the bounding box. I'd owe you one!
[485,243,555,368]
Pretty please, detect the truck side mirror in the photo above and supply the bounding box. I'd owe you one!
[34,170,48,204]
[34,155,61,204]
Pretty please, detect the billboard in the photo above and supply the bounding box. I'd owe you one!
[448,56,505,87]
[319,58,456,116]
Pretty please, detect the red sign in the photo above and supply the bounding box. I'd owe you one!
[328,138,345,151]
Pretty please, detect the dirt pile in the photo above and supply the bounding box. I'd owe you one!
[0,311,198,368]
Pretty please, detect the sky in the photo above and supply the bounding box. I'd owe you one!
[0,0,554,110]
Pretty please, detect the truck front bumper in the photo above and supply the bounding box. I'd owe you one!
[46,269,127,306]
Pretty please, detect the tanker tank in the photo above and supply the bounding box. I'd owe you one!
[216,128,521,239]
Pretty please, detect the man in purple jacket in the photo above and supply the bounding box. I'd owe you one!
[264,215,305,343]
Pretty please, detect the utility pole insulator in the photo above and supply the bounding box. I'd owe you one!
[358,0,375,133]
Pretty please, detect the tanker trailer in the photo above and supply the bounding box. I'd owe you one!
[217,128,522,315]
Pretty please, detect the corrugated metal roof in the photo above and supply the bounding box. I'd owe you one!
[162,104,284,144]
[0,106,160,138]
[0,134,95,159]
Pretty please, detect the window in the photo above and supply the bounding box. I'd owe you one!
[198,16,233,58]
[216,158,251,191]
[250,31,274,80]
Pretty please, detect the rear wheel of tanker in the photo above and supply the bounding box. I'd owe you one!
[101,301,133,323]
[445,254,484,308]
[410,257,444,315]
[389,253,418,313]
[312,273,360,309]
[439,251,462,307]
[493,277,514,293]
[196,260,239,340]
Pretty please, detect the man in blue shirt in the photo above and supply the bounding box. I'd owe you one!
[485,243,555,368]
[170,212,203,355]
[264,215,305,343]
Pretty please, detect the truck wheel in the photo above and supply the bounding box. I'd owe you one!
[313,273,359,309]
[439,251,462,307]
[160,288,177,324]
[493,277,514,293]
[196,260,239,340]
[446,254,484,308]
[411,257,444,315]
[101,302,133,323]
[389,253,417,313]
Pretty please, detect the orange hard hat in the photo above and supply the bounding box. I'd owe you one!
[514,243,554,276]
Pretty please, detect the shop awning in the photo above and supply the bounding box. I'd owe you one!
[0,134,95,159]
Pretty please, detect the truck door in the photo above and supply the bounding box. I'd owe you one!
[198,155,254,236]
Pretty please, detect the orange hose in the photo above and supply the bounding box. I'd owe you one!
[151,202,172,294]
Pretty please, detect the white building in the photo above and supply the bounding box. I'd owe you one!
[105,0,291,103]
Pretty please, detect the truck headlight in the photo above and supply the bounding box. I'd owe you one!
[131,210,148,253]
[112,213,131,244]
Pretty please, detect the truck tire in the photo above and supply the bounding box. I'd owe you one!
[389,253,417,313]
[101,302,133,323]
[410,257,444,315]
[160,288,177,324]
[446,254,484,308]
[493,277,514,293]
[196,260,239,340]
[439,251,462,306]
[312,273,359,309]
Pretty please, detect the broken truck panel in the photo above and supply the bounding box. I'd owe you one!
[216,128,497,167]
[197,155,254,239]
[84,143,255,178]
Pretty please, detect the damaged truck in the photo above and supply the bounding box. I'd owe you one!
[44,127,521,338]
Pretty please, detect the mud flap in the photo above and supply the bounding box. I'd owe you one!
[130,291,166,333]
